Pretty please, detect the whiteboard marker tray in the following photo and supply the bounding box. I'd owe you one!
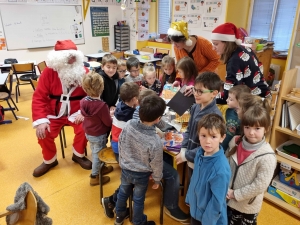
[276,140,300,164]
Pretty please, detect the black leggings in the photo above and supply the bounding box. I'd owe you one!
[228,206,258,225]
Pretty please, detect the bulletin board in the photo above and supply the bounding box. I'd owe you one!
[0,4,85,50]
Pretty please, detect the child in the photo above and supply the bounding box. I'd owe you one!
[96,54,119,115]
[221,85,251,151]
[141,63,162,95]
[186,114,231,225]
[235,92,265,119]
[175,71,223,172]
[111,82,140,162]
[80,71,113,186]
[124,56,143,85]
[117,59,127,89]
[172,56,198,96]
[115,95,166,225]
[159,55,176,86]
[226,102,276,225]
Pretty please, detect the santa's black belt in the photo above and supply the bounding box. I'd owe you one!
[49,94,85,116]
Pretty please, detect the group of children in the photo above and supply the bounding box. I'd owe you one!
[79,52,277,225]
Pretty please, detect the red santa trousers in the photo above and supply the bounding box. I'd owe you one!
[38,116,87,163]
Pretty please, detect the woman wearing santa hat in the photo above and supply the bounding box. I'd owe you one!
[211,23,271,104]
[168,20,220,95]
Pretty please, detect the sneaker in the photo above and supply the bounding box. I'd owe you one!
[164,207,189,222]
[146,221,156,225]
[102,164,114,175]
[90,175,110,186]
[102,197,115,218]
[114,209,130,225]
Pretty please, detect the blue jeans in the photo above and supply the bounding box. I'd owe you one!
[112,161,180,209]
[116,169,151,225]
[85,133,107,176]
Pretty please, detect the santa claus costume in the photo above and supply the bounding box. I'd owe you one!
[32,40,92,177]
[211,23,271,104]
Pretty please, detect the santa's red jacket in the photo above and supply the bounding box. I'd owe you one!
[32,67,87,127]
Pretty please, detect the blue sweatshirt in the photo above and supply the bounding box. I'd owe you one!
[186,146,231,225]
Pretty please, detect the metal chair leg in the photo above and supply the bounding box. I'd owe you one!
[9,97,18,111]
[6,99,18,120]
[181,162,187,196]
[62,126,67,148]
[99,162,104,205]
[159,181,164,225]
[59,129,65,158]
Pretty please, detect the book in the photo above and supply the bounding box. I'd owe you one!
[167,85,195,116]
[287,103,300,131]
[280,102,286,128]
[271,175,300,199]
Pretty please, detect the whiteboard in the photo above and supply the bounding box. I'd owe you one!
[0,4,85,50]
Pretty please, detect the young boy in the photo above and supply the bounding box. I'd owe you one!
[124,56,143,85]
[102,89,189,222]
[186,114,231,225]
[115,95,166,225]
[111,82,140,162]
[80,71,113,186]
[175,71,223,171]
[221,85,251,151]
[117,59,127,89]
[96,54,119,115]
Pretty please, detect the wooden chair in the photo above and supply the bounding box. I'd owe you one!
[0,70,19,120]
[155,49,170,78]
[0,190,37,225]
[111,51,124,59]
[11,63,38,103]
[140,47,154,53]
[36,61,47,74]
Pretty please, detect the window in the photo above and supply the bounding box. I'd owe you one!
[249,0,298,51]
[157,0,172,34]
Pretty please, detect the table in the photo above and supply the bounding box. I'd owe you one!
[0,72,12,124]
[84,52,111,62]
[0,61,37,72]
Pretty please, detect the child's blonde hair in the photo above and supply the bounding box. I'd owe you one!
[161,55,176,84]
[143,63,156,78]
[228,85,251,101]
[117,59,126,67]
[82,71,104,97]
[176,56,198,83]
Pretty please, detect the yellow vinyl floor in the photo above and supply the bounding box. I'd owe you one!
[0,85,299,225]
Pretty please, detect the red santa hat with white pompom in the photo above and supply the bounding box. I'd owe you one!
[211,23,242,45]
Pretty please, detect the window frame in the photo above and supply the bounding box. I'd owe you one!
[157,0,172,35]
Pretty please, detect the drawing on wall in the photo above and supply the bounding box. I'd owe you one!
[187,14,201,28]
[202,16,220,31]
[138,19,149,30]
[72,5,84,39]
[205,0,222,16]
[174,1,188,13]
[174,14,187,22]
[188,0,206,14]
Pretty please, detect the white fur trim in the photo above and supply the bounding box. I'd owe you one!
[44,155,57,164]
[167,27,184,36]
[186,39,192,46]
[32,118,50,128]
[235,39,242,45]
[211,33,236,42]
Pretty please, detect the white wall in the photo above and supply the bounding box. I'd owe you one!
[0,4,123,65]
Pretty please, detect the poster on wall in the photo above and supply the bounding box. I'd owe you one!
[202,16,220,31]
[138,19,149,30]
[173,1,188,14]
[137,30,149,41]
[90,7,109,37]
[187,14,202,28]
[205,1,223,16]
[0,16,6,50]
[174,14,187,22]
[188,0,206,14]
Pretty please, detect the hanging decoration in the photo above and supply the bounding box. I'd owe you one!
[121,0,127,10]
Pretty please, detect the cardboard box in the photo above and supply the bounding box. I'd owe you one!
[267,186,300,208]
[271,175,300,199]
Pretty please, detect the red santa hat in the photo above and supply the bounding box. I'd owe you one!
[54,40,77,51]
[211,23,242,45]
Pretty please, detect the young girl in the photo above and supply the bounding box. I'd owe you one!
[221,85,251,151]
[141,63,162,95]
[172,56,198,96]
[159,55,177,86]
[226,98,276,225]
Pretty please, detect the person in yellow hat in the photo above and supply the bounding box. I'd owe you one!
[168,21,220,95]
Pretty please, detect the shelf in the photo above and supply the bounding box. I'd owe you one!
[275,126,299,138]
[282,96,300,104]
[276,154,300,171]
[264,192,300,217]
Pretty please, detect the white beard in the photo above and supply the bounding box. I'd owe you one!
[46,49,85,87]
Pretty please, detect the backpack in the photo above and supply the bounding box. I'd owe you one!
[0,105,4,122]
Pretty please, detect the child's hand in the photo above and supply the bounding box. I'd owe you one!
[172,81,180,87]
[152,183,160,189]
[226,189,235,199]
[184,85,194,96]
[110,106,116,117]
[175,153,184,165]
[74,114,84,124]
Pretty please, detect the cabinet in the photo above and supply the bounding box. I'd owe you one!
[114,25,130,52]
[217,48,273,81]
[268,67,300,217]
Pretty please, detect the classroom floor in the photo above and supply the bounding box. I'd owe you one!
[0,84,299,225]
